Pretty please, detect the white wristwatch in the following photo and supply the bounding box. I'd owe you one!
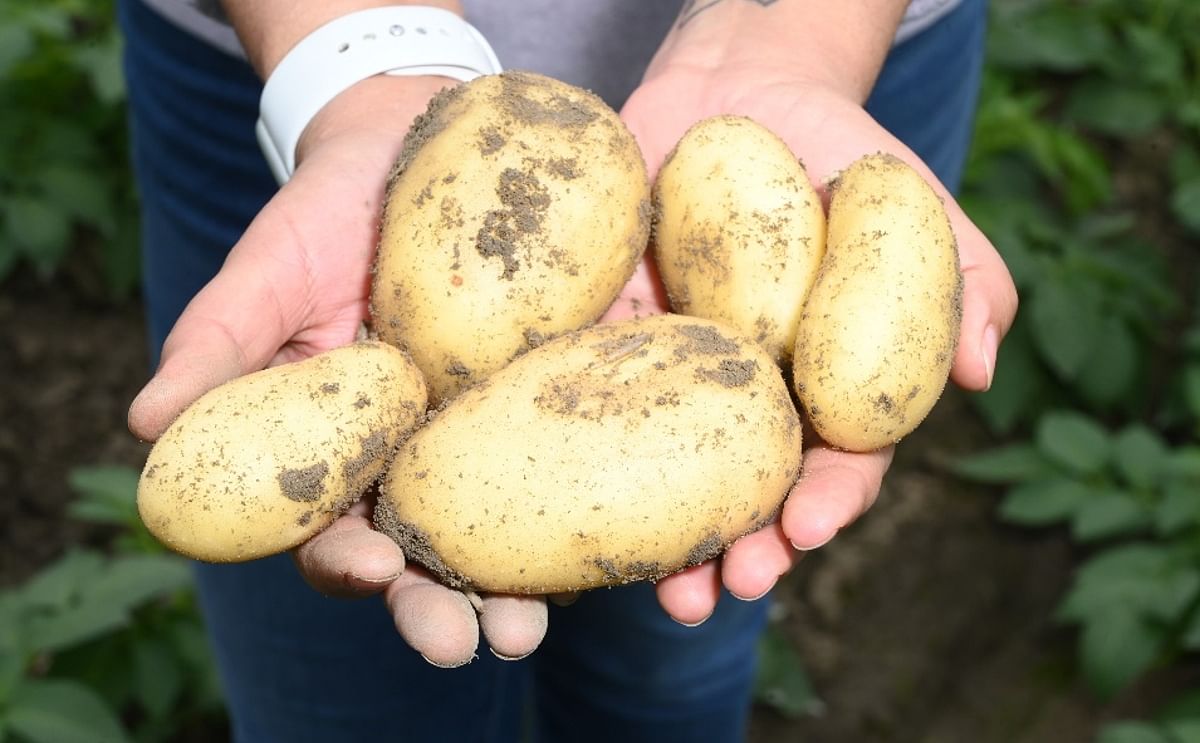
[256,6,503,184]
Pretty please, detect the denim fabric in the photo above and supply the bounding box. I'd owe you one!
[119,0,985,740]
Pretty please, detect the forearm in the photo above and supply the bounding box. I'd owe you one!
[223,0,464,78]
[650,0,909,103]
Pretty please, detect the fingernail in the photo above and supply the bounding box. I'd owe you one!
[981,324,998,391]
[731,576,778,602]
[548,591,580,607]
[347,572,399,587]
[420,653,474,669]
[790,529,837,552]
[672,611,713,628]
[490,647,534,662]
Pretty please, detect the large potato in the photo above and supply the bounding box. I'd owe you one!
[792,153,962,452]
[653,115,825,364]
[138,341,427,562]
[372,71,651,404]
[375,314,801,594]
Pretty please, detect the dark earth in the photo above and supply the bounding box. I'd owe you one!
[2,269,1193,741]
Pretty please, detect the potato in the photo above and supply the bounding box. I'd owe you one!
[653,115,825,364]
[372,70,651,404]
[792,153,962,452]
[375,314,801,594]
[137,341,427,562]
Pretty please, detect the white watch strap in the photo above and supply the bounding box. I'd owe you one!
[256,6,502,184]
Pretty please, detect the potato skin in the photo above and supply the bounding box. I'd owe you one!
[653,115,825,364]
[137,342,427,562]
[375,314,802,594]
[792,153,962,452]
[372,71,651,404]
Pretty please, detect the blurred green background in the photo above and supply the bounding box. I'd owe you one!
[1,1,1198,741]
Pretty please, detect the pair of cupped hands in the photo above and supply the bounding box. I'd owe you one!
[128,59,1017,668]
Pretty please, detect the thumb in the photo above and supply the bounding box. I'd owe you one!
[128,195,315,442]
[945,204,1019,393]
[128,261,297,442]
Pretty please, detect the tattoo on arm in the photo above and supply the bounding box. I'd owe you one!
[676,0,779,29]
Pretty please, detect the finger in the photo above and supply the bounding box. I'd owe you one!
[655,561,722,626]
[548,591,581,607]
[782,444,894,550]
[946,209,1018,392]
[774,98,1018,396]
[721,523,801,601]
[291,502,405,598]
[478,594,549,661]
[384,566,480,668]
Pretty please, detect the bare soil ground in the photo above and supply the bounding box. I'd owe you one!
[2,270,1190,741]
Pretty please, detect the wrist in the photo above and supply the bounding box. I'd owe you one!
[225,1,465,79]
[253,6,501,182]
[296,73,450,168]
[648,0,907,105]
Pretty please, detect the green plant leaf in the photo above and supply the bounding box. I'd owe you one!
[1030,275,1105,381]
[1056,543,1194,624]
[998,478,1091,526]
[131,637,183,721]
[1181,100,1200,134]
[0,24,35,77]
[66,466,140,526]
[1112,425,1168,490]
[1167,448,1200,478]
[1096,721,1172,743]
[1071,491,1151,542]
[1170,145,1200,187]
[1048,127,1113,211]
[1064,79,1167,138]
[165,619,224,709]
[6,679,131,743]
[986,6,1115,72]
[0,229,19,283]
[1155,480,1200,536]
[1182,606,1200,651]
[70,30,125,105]
[35,166,115,236]
[754,625,823,719]
[951,443,1058,484]
[17,550,104,610]
[13,6,73,39]
[1075,316,1140,409]
[1036,411,1111,474]
[1163,720,1200,743]
[25,601,129,654]
[971,321,1049,434]
[1123,24,1185,88]
[1160,690,1200,721]
[1172,178,1200,235]
[2,197,71,274]
[81,554,193,615]
[0,645,22,701]
[102,212,142,301]
[1080,609,1164,699]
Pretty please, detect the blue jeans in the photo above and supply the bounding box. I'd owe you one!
[119,1,986,740]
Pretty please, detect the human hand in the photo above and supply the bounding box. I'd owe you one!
[127,75,549,667]
[614,58,1018,624]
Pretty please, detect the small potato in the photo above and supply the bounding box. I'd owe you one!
[375,314,802,594]
[792,153,962,452]
[372,71,651,404]
[653,115,825,364]
[137,341,427,562]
